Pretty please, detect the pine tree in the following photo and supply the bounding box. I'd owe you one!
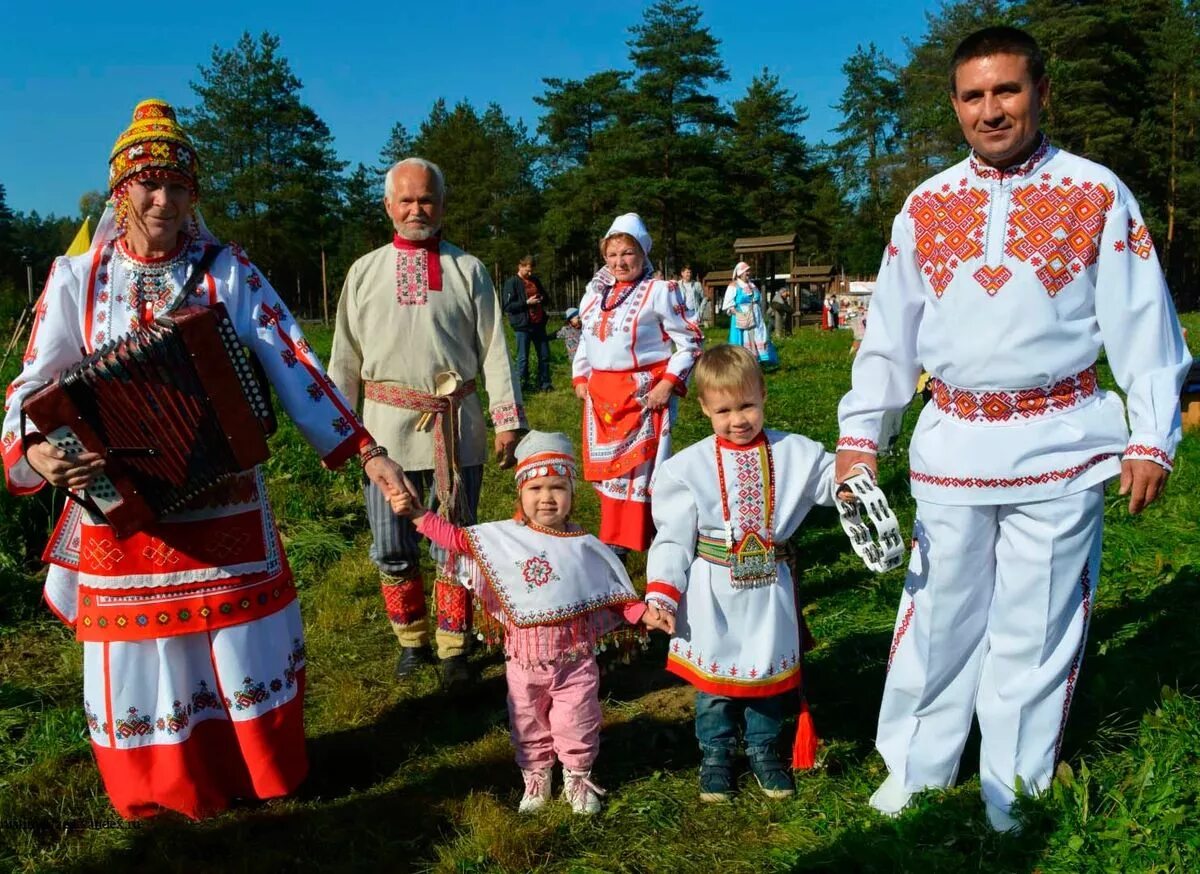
[625,0,731,272]
[183,32,345,312]
[831,43,903,271]
[724,70,813,238]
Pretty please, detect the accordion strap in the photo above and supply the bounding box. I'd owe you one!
[169,243,226,313]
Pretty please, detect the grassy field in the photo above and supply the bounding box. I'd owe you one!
[1,315,1198,873]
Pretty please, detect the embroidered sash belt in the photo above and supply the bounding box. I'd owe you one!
[364,378,477,521]
[696,535,792,567]
[928,364,1098,423]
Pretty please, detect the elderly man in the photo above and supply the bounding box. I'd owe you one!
[836,26,1191,831]
[330,157,526,689]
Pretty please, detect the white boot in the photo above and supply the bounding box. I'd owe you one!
[869,773,914,817]
[562,767,605,815]
[517,767,552,813]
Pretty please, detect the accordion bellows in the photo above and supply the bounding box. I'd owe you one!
[23,303,274,538]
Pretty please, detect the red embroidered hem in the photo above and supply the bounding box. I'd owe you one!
[666,655,801,698]
[645,581,682,604]
[910,453,1115,489]
[94,669,307,821]
[837,436,878,452]
[1124,444,1173,470]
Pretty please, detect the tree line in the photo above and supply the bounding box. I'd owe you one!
[1,0,1197,320]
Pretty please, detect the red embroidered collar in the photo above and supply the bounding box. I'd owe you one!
[715,431,768,451]
[969,134,1051,181]
[392,232,442,290]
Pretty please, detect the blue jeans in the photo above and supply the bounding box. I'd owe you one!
[515,325,551,389]
[694,691,786,760]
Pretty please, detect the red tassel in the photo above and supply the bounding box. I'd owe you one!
[792,697,819,769]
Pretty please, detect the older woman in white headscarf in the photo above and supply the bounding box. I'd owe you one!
[723,262,777,367]
[571,213,703,555]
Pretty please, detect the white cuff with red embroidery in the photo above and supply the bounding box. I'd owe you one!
[644,581,681,612]
[836,435,879,455]
[1123,439,1174,472]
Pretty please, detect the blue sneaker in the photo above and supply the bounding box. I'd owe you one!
[747,747,794,799]
[699,755,735,803]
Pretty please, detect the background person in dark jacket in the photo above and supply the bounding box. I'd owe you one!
[502,255,552,392]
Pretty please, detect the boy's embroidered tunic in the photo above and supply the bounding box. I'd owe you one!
[838,139,1191,503]
[645,431,837,697]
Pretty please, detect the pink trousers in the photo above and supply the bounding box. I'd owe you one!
[506,655,602,771]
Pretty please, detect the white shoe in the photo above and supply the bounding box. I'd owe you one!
[869,773,914,817]
[517,767,552,813]
[984,799,1022,833]
[562,768,605,815]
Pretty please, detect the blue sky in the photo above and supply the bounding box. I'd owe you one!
[1,0,943,217]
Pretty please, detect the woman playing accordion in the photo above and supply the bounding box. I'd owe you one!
[1,99,409,820]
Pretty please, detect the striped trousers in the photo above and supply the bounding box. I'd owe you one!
[363,466,483,658]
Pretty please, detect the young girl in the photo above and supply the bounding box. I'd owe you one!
[390,431,670,814]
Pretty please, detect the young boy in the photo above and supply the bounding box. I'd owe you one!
[556,307,583,361]
[644,344,839,801]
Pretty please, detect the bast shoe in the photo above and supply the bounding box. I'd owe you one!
[394,646,433,680]
[517,767,553,814]
[562,768,605,815]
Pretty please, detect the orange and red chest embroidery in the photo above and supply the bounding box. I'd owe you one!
[907,181,988,298]
[1005,177,1113,296]
[905,170,1117,299]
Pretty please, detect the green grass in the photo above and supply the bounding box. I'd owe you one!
[1,315,1198,873]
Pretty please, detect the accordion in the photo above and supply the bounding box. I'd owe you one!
[22,303,276,538]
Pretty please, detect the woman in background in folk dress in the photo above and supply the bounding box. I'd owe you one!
[723,262,778,368]
[572,213,703,558]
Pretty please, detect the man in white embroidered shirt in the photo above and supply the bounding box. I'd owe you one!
[330,157,527,690]
[835,26,1191,832]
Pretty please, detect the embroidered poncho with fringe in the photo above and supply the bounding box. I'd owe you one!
[417,514,642,666]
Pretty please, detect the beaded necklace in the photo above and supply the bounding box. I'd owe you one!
[715,436,778,588]
[116,236,192,323]
[600,278,641,312]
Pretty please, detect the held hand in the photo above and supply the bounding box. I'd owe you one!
[25,441,105,490]
[364,453,415,501]
[1119,458,1169,514]
[643,602,676,635]
[494,430,520,470]
[835,449,878,502]
[643,380,674,412]
[388,485,427,519]
[574,382,589,401]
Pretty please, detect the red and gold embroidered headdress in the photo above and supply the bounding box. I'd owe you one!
[108,99,199,196]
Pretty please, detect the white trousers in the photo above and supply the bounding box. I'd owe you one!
[877,484,1104,812]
